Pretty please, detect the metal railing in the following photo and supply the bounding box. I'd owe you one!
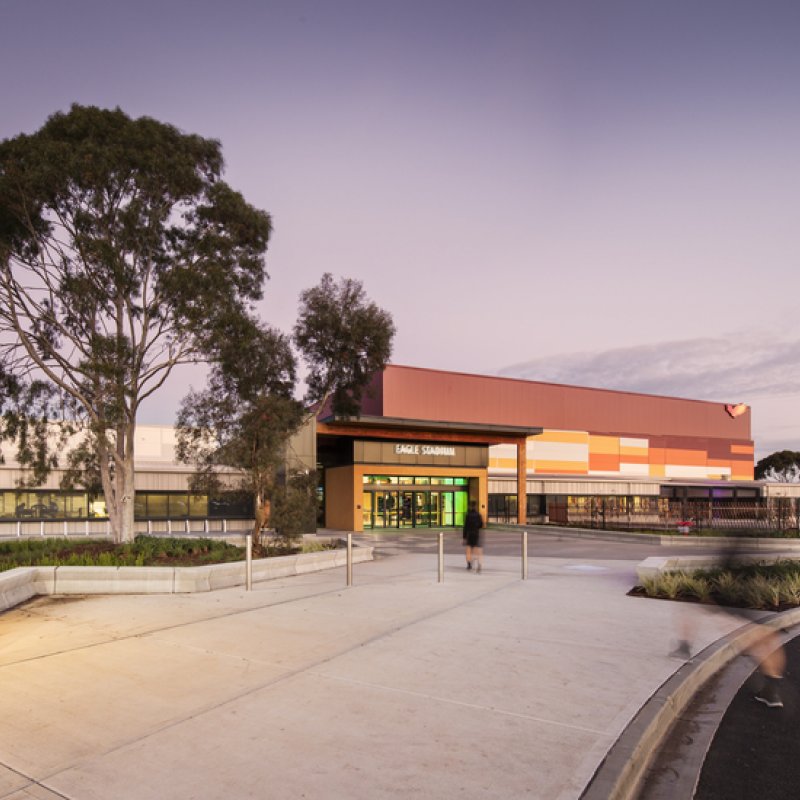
[0,518,257,539]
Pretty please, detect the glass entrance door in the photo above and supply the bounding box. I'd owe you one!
[400,492,414,528]
[373,491,399,528]
[415,492,429,527]
[362,484,470,529]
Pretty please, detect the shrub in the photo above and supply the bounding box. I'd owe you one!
[0,535,245,571]
[638,559,800,610]
[659,572,686,600]
[710,572,746,607]
[742,574,779,610]
[681,573,713,603]
[778,575,800,606]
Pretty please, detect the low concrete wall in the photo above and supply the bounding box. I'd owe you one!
[657,535,800,550]
[637,552,800,582]
[0,546,373,613]
[503,524,800,550]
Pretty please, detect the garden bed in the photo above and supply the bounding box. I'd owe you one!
[631,559,800,611]
[0,535,335,571]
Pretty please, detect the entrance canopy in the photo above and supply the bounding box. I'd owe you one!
[316,415,542,529]
[317,414,541,444]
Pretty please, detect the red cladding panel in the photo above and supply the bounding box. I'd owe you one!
[378,366,752,441]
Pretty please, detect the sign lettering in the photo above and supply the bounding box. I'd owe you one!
[394,444,456,457]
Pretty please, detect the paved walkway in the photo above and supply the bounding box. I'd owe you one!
[0,541,748,799]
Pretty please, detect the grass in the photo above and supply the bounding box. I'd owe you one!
[0,535,336,572]
[636,559,800,611]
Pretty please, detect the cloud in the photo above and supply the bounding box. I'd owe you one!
[498,334,800,403]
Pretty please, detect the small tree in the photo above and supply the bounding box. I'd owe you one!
[176,319,304,549]
[177,273,396,547]
[755,451,800,482]
[270,470,319,545]
[0,105,271,541]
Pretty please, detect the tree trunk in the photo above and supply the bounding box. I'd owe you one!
[119,458,136,543]
[97,423,138,544]
[252,494,271,550]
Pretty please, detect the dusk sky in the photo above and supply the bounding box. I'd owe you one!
[2,0,799,458]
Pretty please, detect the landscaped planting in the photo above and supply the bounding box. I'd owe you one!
[637,560,800,611]
[0,536,248,571]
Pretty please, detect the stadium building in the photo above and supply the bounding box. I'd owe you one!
[2,364,798,534]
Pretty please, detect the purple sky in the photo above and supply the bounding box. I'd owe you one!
[2,1,799,458]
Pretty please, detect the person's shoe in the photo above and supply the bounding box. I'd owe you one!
[476,563,482,573]
[670,640,691,659]
[466,562,472,570]
[755,679,784,708]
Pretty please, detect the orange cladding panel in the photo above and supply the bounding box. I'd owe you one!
[589,453,621,471]
[665,449,708,466]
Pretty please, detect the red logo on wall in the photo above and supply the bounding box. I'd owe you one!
[725,403,748,418]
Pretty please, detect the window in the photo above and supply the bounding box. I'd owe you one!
[146,494,168,518]
[169,494,189,518]
[189,494,208,517]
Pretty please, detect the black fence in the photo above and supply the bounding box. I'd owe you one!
[488,495,800,535]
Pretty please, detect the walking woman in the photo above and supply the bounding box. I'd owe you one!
[463,501,484,572]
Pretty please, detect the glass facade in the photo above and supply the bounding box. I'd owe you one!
[362,475,469,530]
[0,490,251,521]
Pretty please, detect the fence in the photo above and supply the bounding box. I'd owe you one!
[0,518,257,540]
[546,498,800,534]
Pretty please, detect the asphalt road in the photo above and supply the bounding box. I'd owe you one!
[355,527,713,562]
[695,632,800,800]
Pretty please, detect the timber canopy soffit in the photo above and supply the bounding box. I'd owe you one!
[316,414,542,445]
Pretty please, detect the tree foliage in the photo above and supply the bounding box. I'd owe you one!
[294,273,395,416]
[177,273,395,545]
[755,451,800,482]
[0,369,73,486]
[0,105,271,541]
[176,320,304,546]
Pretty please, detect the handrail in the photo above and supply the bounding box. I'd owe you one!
[0,519,257,539]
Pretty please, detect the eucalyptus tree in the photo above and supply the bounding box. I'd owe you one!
[293,273,395,416]
[755,451,800,482]
[0,105,271,542]
[177,273,396,545]
[176,318,304,548]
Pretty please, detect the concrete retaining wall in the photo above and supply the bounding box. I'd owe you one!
[637,552,800,582]
[0,546,373,613]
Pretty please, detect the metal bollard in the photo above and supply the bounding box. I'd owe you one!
[245,533,253,591]
[521,530,528,580]
[346,533,353,587]
[438,531,444,583]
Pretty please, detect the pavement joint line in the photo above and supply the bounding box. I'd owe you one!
[4,571,531,781]
[0,761,72,800]
[0,564,523,670]
[309,671,614,736]
[0,584,345,668]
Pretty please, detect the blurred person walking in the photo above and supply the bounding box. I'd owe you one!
[463,501,484,572]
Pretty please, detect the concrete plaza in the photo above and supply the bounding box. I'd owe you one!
[0,534,750,799]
